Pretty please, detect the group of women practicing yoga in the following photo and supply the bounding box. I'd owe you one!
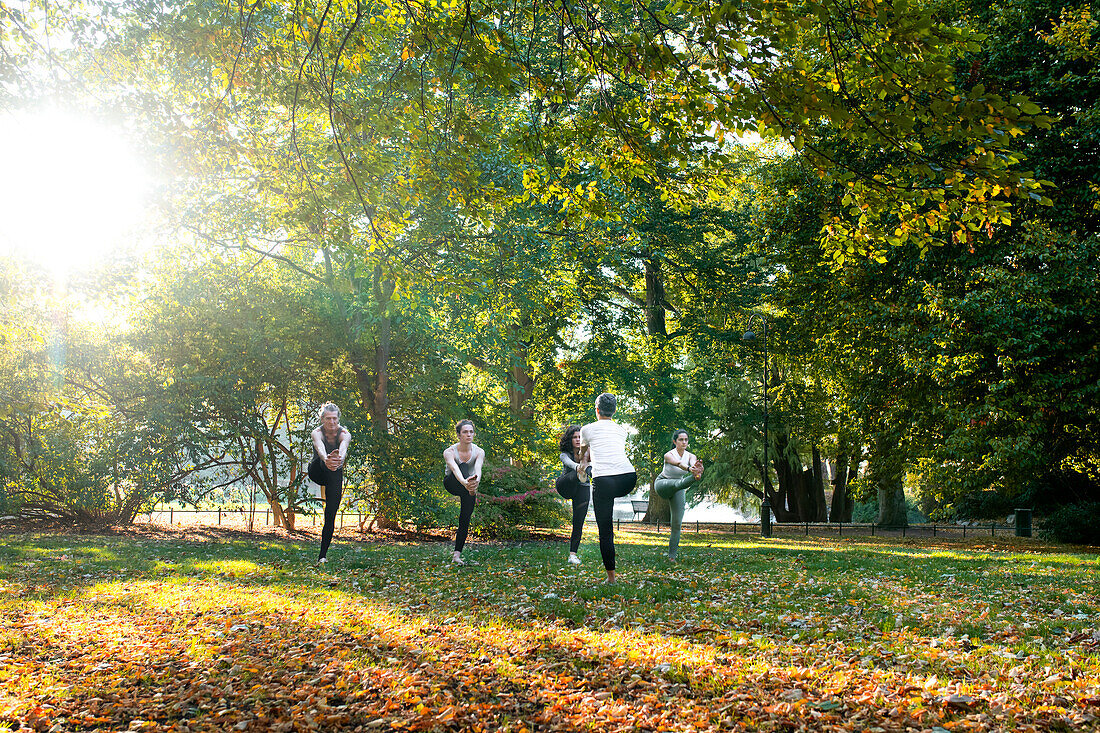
[308,393,704,581]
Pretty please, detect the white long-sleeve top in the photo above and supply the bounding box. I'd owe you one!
[580,420,634,478]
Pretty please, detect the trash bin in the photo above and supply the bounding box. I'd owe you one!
[1015,508,1033,538]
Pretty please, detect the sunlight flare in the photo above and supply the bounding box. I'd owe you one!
[0,109,153,277]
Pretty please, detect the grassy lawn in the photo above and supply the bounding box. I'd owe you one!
[1,526,1098,731]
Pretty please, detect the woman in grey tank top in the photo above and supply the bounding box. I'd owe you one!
[653,429,703,560]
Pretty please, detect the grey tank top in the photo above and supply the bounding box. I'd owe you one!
[659,453,693,480]
[447,449,476,479]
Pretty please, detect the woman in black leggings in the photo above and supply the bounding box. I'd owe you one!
[555,425,591,565]
[443,419,484,565]
[580,393,636,583]
[308,402,351,564]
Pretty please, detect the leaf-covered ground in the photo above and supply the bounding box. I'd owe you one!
[1,526,1098,731]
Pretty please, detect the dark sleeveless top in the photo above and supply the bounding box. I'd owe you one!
[312,430,344,475]
[315,430,341,458]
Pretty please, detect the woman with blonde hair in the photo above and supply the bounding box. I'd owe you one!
[308,402,351,564]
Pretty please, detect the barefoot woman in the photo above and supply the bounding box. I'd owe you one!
[443,419,485,565]
[308,402,351,564]
[580,393,636,583]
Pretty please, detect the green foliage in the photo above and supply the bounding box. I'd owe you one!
[0,485,16,515]
[36,0,1053,258]
[850,500,880,524]
[917,225,1100,505]
[0,260,171,525]
[954,0,1100,235]
[470,462,566,539]
[1039,502,1100,546]
[850,497,928,524]
[4,0,1098,531]
[127,248,326,518]
[956,491,1016,521]
[846,474,877,505]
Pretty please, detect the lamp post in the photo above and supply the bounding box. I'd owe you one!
[743,315,772,538]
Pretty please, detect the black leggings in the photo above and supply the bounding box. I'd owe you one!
[555,472,591,553]
[308,457,344,561]
[444,473,476,552]
[591,472,637,571]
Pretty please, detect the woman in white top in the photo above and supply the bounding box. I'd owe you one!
[580,393,636,583]
[443,419,485,565]
[653,429,704,560]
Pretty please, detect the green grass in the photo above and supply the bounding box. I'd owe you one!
[1,527,1098,731]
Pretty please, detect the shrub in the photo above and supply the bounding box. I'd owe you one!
[0,481,17,516]
[1038,502,1100,546]
[469,462,567,540]
[1,410,163,526]
[849,497,927,524]
[851,500,878,523]
[956,490,1015,521]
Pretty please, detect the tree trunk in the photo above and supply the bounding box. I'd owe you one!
[878,484,907,527]
[645,461,672,523]
[507,321,537,423]
[367,276,401,531]
[870,436,907,527]
[507,329,538,464]
[639,255,673,523]
[811,445,828,521]
[845,461,858,522]
[786,464,805,519]
[373,307,391,429]
[115,479,148,525]
[793,468,817,521]
[250,473,287,529]
[507,356,536,420]
[770,462,796,519]
[644,258,668,339]
[830,453,851,523]
[370,337,400,530]
[247,437,289,529]
[769,432,799,522]
[769,467,791,520]
[268,498,287,529]
[645,491,672,523]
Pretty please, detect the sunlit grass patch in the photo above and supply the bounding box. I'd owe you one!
[189,558,264,575]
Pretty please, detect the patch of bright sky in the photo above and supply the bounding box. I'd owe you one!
[0,107,155,283]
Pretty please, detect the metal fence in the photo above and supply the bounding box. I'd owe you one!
[616,518,1020,538]
[145,508,1019,539]
[145,508,363,529]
